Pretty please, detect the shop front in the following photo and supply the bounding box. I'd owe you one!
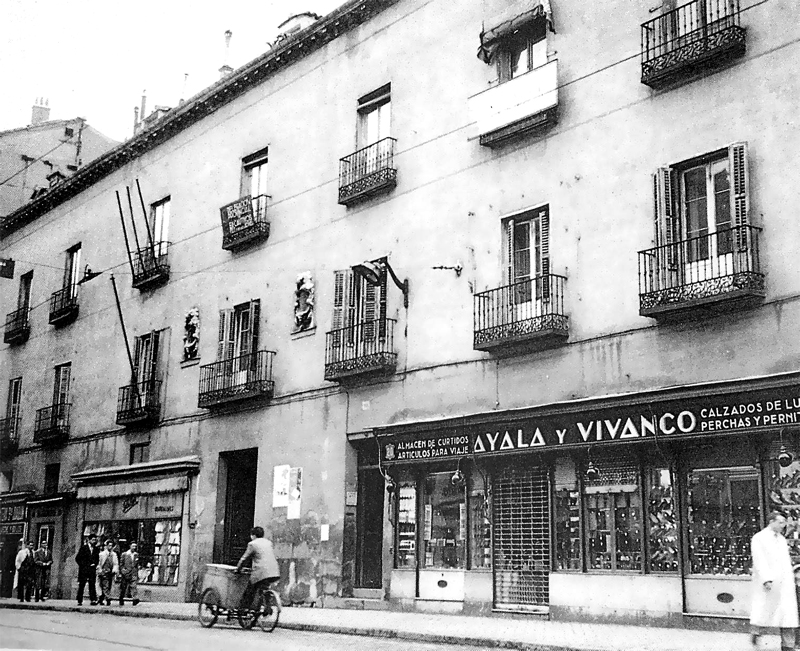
[71,456,200,602]
[376,376,800,626]
[0,491,32,598]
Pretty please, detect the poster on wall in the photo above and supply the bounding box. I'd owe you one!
[273,465,290,508]
[287,467,303,520]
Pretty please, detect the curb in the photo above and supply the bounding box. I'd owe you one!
[0,601,599,651]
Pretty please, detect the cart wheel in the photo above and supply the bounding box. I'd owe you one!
[198,588,220,628]
[257,590,281,632]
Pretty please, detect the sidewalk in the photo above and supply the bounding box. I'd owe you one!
[0,597,764,651]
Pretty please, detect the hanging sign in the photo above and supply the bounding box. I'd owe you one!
[219,196,255,238]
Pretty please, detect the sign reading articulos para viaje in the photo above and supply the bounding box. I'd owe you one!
[379,384,800,464]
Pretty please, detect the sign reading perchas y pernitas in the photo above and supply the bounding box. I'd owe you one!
[379,385,800,464]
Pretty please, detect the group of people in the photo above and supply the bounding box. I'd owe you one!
[14,539,53,602]
[75,534,140,606]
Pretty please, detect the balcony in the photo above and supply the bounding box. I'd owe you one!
[132,243,170,290]
[638,225,764,320]
[48,285,79,326]
[641,0,745,88]
[474,274,569,353]
[0,417,20,456]
[325,318,397,382]
[338,137,397,206]
[198,350,275,409]
[4,307,30,344]
[220,194,271,251]
[468,59,558,148]
[116,380,162,426]
[34,403,70,445]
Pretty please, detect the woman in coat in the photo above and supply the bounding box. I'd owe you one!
[751,511,799,650]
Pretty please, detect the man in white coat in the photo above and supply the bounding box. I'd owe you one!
[751,511,799,650]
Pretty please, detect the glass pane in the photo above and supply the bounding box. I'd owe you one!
[423,472,466,569]
[554,487,581,570]
[469,471,492,569]
[396,480,417,568]
[646,467,678,572]
[684,166,709,263]
[508,36,529,78]
[686,467,759,575]
[768,454,800,562]
[586,493,612,570]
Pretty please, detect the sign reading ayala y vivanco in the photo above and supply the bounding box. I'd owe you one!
[379,385,800,464]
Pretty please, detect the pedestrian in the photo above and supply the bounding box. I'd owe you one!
[750,511,799,650]
[119,542,140,606]
[33,539,53,601]
[97,539,119,606]
[235,526,280,611]
[75,534,100,605]
[14,539,34,602]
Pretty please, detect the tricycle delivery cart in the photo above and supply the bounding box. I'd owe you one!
[198,563,281,631]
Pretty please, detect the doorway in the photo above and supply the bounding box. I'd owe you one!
[0,534,20,598]
[216,448,258,565]
[356,465,384,589]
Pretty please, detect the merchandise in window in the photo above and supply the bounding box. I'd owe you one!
[396,480,417,568]
[686,467,758,575]
[423,472,466,569]
[554,483,581,571]
[769,450,800,561]
[469,470,491,569]
[645,466,678,572]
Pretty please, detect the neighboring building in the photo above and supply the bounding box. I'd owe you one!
[1,0,799,629]
[0,99,118,218]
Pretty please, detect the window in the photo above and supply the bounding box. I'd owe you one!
[6,378,22,439]
[357,84,391,149]
[646,466,678,572]
[217,299,260,361]
[130,442,150,465]
[43,463,60,495]
[422,472,467,569]
[242,147,269,218]
[331,269,386,345]
[133,331,160,386]
[64,244,81,293]
[53,363,71,406]
[64,127,74,138]
[18,271,33,313]
[150,198,170,256]
[469,470,492,569]
[396,479,417,568]
[503,205,550,302]
[497,21,547,82]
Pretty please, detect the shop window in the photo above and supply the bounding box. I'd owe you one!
[469,470,491,569]
[396,479,417,568]
[554,457,581,571]
[686,467,758,575]
[423,472,466,569]
[43,463,60,495]
[645,466,678,572]
[768,445,800,560]
[583,458,642,572]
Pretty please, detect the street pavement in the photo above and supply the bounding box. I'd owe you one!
[0,597,772,650]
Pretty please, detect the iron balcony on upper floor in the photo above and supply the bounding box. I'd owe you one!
[131,243,171,290]
[49,285,79,326]
[638,225,764,320]
[325,318,397,383]
[468,59,559,148]
[116,380,162,426]
[198,350,275,408]
[34,402,71,445]
[474,274,569,354]
[641,0,746,88]
[4,307,30,344]
[338,137,397,206]
[0,416,20,456]
[220,194,271,251]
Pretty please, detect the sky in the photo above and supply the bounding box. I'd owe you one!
[0,0,345,142]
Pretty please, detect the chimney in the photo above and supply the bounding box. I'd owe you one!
[219,30,233,79]
[31,97,51,125]
[133,106,140,135]
[140,90,147,123]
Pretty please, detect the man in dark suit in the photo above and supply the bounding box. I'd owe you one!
[75,534,99,605]
[33,539,53,601]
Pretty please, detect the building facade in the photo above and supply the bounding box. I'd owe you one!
[1,0,800,628]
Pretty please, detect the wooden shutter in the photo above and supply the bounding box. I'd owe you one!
[332,270,352,348]
[53,364,71,405]
[537,208,551,302]
[729,142,749,251]
[7,378,22,422]
[132,335,142,383]
[363,279,377,342]
[249,299,261,355]
[503,219,515,286]
[217,309,234,360]
[149,330,160,381]
[654,167,678,269]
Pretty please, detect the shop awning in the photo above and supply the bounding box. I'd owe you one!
[72,455,199,500]
[478,0,555,65]
[77,475,188,500]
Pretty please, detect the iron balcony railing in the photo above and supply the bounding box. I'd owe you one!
[48,284,79,325]
[34,402,71,444]
[0,416,21,455]
[116,380,162,425]
[324,318,397,381]
[473,274,569,350]
[220,194,271,251]
[132,242,171,289]
[4,306,30,344]
[338,137,397,205]
[638,225,764,316]
[641,0,745,87]
[198,350,275,408]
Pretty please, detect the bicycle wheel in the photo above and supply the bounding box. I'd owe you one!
[198,588,220,628]
[257,590,281,632]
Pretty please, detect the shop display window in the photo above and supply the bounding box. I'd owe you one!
[583,459,642,572]
[646,467,678,572]
[396,480,417,568]
[768,453,800,560]
[423,472,466,569]
[554,457,581,571]
[686,467,758,575]
[469,471,492,569]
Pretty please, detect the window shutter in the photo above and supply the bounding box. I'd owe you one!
[132,336,142,383]
[654,167,678,270]
[346,270,359,346]
[150,330,160,380]
[503,219,515,286]
[249,299,261,357]
[217,309,233,360]
[729,142,749,251]
[54,365,71,405]
[332,270,351,348]
[363,280,377,342]
[538,209,551,302]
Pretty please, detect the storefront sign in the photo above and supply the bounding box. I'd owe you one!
[380,384,800,464]
[83,491,183,521]
[0,523,24,536]
[0,505,26,522]
[29,505,63,519]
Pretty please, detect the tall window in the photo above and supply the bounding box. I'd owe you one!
[64,244,81,294]
[150,198,170,256]
[682,158,732,261]
[396,479,417,568]
[357,84,391,149]
[242,147,268,218]
[5,377,22,439]
[331,269,386,344]
[503,206,550,303]
[18,270,33,313]
[422,472,467,569]
[497,20,547,82]
[217,299,260,362]
[53,363,71,406]
[133,331,160,386]
[43,463,60,495]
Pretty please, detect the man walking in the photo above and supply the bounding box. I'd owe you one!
[119,542,140,606]
[33,539,53,601]
[14,540,34,602]
[75,534,99,605]
[750,511,799,650]
[97,539,119,606]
